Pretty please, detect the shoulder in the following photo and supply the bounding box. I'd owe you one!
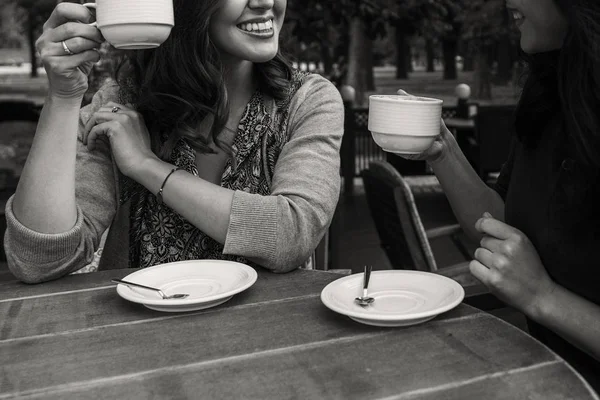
[80,79,122,123]
[285,71,343,115]
[294,71,342,103]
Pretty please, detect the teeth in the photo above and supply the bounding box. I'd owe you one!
[238,19,274,33]
[512,11,524,20]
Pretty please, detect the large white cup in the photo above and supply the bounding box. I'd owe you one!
[83,0,174,50]
[368,95,443,154]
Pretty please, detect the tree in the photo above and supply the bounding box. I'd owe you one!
[462,0,518,98]
[0,2,24,48]
[12,0,55,77]
[287,0,391,105]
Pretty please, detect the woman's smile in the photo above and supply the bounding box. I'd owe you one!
[510,9,526,28]
[237,18,274,38]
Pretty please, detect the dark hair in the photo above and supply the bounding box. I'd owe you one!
[113,0,293,158]
[515,0,600,169]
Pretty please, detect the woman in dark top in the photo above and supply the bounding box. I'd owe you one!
[398,0,600,391]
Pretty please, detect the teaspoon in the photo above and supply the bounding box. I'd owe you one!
[112,279,189,300]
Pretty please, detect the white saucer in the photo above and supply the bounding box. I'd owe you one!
[321,270,464,327]
[115,260,258,312]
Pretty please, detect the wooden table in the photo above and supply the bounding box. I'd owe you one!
[1,268,598,399]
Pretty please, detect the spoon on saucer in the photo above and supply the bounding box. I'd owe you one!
[355,265,374,307]
[111,279,189,300]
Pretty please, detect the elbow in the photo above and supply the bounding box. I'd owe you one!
[265,233,315,274]
[7,258,53,284]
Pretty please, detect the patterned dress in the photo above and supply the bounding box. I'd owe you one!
[120,70,309,269]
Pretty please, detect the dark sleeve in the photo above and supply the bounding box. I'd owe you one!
[491,136,517,201]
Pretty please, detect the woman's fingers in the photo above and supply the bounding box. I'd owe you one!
[469,259,493,286]
[83,106,133,145]
[44,2,95,30]
[48,22,103,44]
[44,49,100,73]
[87,121,118,151]
[41,37,102,58]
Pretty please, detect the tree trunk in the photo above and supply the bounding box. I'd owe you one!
[365,40,375,91]
[463,55,474,72]
[346,17,373,105]
[395,27,408,79]
[495,35,512,85]
[426,38,435,72]
[474,50,492,100]
[320,41,333,76]
[406,42,413,73]
[442,38,458,80]
[27,11,38,78]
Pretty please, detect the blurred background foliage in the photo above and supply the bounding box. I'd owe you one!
[0,0,520,104]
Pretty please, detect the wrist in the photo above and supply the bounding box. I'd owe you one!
[527,280,559,322]
[130,156,173,192]
[46,93,84,108]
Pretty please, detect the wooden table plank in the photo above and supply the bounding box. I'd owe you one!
[0,269,135,300]
[7,313,583,400]
[0,297,479,397]
[0,268,350,301]
[0,269,347,340]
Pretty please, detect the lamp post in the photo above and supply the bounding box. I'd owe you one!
[455,83,471,119]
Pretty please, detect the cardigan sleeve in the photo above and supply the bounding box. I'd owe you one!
[223,74,344,272]
[4,84,119,283]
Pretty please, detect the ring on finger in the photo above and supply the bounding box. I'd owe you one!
[111,106,121,113]
[61,40,74,55]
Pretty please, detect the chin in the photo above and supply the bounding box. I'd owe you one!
[246,48,279,63]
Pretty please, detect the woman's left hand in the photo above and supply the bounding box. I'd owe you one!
[470,212,556,317]
[83,101,156,178]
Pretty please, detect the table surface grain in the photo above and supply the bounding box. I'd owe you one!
[1,267,598,400]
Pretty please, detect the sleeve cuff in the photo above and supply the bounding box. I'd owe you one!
[4,195,84,263]
[223,190,278,262]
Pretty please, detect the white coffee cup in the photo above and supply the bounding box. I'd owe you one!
[83,0,174,50]
[368,94,443,154]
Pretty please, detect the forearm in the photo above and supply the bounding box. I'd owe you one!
[13,95,82,233]
[133,158,233,244]
[530,283,600,362]
[429,136,504,241]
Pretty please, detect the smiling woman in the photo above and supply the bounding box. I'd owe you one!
[5,0,343,282]
[506,0,569,54]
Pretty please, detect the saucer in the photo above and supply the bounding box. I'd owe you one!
[320,270,464,327]
[115,260,258,312]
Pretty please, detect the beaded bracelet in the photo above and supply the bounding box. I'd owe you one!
[156,167,181,205]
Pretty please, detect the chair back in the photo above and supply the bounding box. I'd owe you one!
[361,161,437,272]
[475,105,516,177]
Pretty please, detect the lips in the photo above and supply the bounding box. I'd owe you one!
[507,8,525,27]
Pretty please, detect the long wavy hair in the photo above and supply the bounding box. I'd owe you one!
[515,0,600,169]
[113,0,293,158]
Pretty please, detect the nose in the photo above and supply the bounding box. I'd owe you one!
[248,0,274,10]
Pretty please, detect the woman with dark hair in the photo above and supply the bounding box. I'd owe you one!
[397,0,600,390]
[5,0,343,281]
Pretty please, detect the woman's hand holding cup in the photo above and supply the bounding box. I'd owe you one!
[393,89,456,165]
[36,2,104,99]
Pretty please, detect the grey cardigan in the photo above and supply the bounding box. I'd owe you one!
[5,73,344,283]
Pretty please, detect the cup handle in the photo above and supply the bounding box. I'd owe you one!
[81,3,98,27]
